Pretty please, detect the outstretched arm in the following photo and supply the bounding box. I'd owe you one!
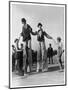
[31,30,37,35]
[44,31,53,39]
[30,27,37,35]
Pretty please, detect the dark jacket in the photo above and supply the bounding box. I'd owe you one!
[21,24,36,41]
[47,47,53,57]
[37,29,52,42]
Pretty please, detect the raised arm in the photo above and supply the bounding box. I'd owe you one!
[43,31,53,39]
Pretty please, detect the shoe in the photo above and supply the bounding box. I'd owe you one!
[36,69,39,73]
[24,73,28,77]
[42,69,48,72]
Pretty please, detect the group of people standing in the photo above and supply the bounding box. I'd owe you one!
[12,18,64,76]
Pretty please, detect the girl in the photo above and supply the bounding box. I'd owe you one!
[53,37,64,71]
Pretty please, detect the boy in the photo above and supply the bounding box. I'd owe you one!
[20,18,37,75]
[53,37,64,71]
[36,23,53,72]
[47,44,53,64]
[14,38,20,72]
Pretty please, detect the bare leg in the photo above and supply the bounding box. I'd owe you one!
[59,56,63,70]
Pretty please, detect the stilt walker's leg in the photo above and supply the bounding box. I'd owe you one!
[23,42,27,74]
[41,41,48,72]
[37,42,41,72]
[28,40,32,73]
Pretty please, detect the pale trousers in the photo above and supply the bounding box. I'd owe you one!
[37,41,48,71]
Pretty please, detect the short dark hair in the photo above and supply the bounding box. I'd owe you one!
[21,18,26,23]
[37,23,42,27]
[57,37,61,42]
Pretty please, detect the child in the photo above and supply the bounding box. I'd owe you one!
[14,38,20,72]
[19,18,37,75]
[47,44,53,64]
[36,23,53,72]
[53,37,64,71]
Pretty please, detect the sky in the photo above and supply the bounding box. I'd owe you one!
[10,2,65,51]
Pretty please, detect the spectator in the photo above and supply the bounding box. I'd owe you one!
[12,45,16,72]
[14,38,20,72]
[47,44,53,64]
[53,37,64,71]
